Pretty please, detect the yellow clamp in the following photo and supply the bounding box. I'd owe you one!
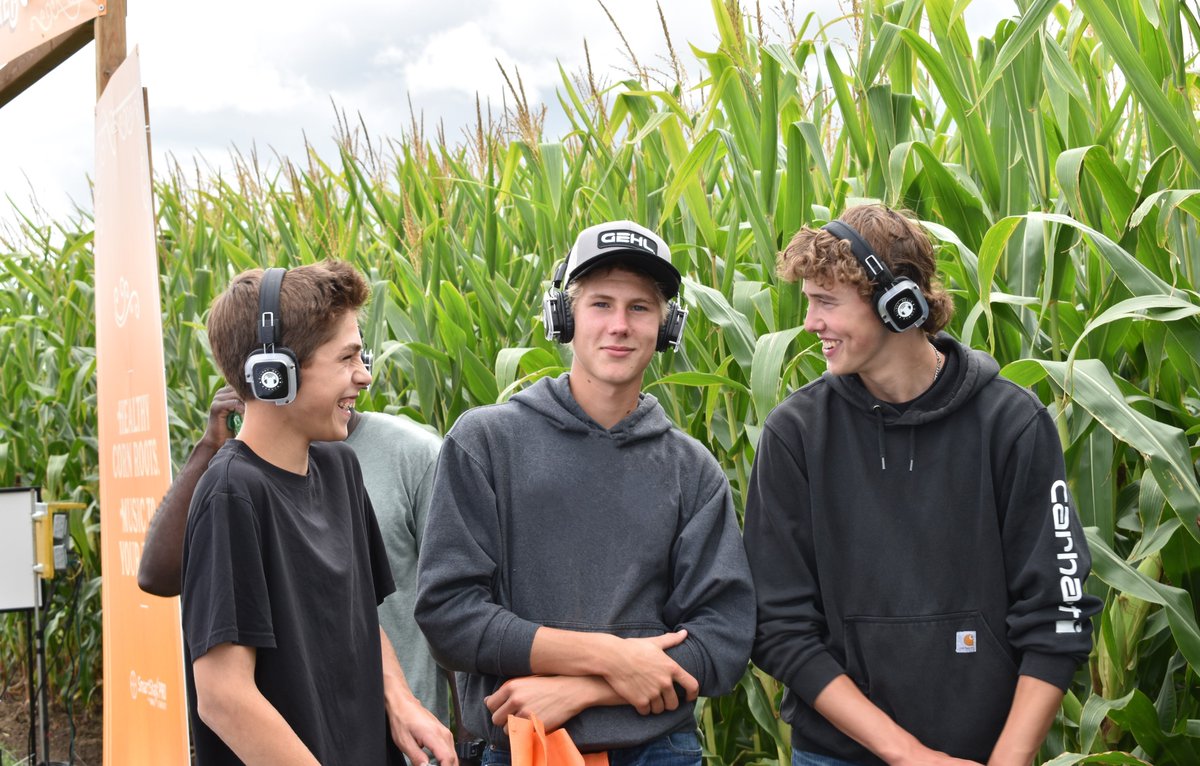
[35,502,86,580]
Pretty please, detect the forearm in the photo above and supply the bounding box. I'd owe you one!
[811,675,924,764]
[486,674,625,731]
[381,627,419,708]
[197,688,319,765]
[987,676,1064,766]
[381,629,457,766]
[529,627,619,677]
[530,626,697,715]
[194,644,318,765]
[137,439,221,596]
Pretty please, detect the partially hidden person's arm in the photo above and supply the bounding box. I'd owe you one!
[380,628,458,766]
[138,386,243,596]
[192,643,319,765]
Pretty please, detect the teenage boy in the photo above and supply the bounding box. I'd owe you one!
[743,205,1101,766]
[181,262,455,765]
[415,220,755,764]
[138,387,450,728]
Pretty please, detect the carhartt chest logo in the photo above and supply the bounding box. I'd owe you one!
[955,631,976,653]
[598,229,657,255]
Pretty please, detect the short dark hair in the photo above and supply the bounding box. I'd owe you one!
[777,204,954,335]
[565,262,669,322]
[207,261,370,399]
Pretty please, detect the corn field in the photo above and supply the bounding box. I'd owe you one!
[2,0,1200,762]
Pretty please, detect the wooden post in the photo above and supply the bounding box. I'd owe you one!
[0,23,94,108]
[95,0,127,99]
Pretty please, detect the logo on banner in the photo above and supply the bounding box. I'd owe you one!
[97,88,143,158]
[129,670,168,710]
[1,1,30,31]
[114,277,140,327]
[31,0,86,33]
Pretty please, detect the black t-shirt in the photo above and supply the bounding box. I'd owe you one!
[181,440,395,764]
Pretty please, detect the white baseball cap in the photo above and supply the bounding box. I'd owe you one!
[562,220,681,298]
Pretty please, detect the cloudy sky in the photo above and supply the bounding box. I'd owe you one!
[0,1,1011,229]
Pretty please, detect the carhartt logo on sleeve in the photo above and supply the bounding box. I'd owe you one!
[955,631,976,653]
[1050,480,1085,633]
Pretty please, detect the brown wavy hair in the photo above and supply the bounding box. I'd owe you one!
[776,204,954,335]
[207,261,370,400]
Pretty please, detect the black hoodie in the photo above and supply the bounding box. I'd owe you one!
[743,334,1099,764]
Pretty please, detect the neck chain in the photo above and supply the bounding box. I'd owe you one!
[931,345,944,387]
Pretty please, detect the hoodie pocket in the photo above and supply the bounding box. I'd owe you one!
[844,612,1016,761]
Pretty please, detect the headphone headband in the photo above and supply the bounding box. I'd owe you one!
[822,220,897,286]
[258,267,286,348]
[821,219,929,333]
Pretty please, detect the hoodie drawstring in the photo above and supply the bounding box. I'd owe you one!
[872,405,886,470]
[908,426,916,472]
[872,407,917,472]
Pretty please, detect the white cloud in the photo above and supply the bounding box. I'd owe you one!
[404,22,517,102]
[0,0,1015,230]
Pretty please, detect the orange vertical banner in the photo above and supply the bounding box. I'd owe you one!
[0,0,104,66]
[94,48,189,765]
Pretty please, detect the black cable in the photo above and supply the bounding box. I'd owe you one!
[26,608,37,765]
[62,566,85,764]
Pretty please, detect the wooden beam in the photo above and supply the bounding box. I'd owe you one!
[0,22,94,109]
[95,0,127,99]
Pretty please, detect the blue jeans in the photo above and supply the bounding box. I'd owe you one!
[482,730,702,766]
[792,751,865,766]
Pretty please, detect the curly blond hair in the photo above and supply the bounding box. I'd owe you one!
[777,205,954,335]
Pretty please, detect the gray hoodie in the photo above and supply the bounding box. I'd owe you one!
[415,374,755,751]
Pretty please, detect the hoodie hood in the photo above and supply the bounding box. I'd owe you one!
[825,332,1000,426]
[824,333,1000,471]
[509,373,673,445]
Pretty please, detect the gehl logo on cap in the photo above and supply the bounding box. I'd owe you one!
[598,229,658,255]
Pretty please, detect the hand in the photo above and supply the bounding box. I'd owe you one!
[892,742,984,766]
[386,694,457,766]
[202,385,244,449]
[486,675,608,731]
[598,630,699,716]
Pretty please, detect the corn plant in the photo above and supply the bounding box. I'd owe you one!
[2,0,1200,762]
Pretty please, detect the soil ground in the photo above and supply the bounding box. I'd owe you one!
[0,685,101,766]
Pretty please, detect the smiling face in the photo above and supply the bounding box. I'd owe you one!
[287,309,371,444]
[802,277,891,378]
[568,267,663,395]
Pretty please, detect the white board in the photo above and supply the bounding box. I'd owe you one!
[0,488,38,611]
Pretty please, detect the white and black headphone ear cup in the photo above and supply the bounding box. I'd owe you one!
[245,267,300,404]
[656,301,688,352]
[543,260,575,344]
[244,348,299,404]
[876,277,929,333]
[542,287,574,344]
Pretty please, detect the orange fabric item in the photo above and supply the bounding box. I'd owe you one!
[507,715,608,766]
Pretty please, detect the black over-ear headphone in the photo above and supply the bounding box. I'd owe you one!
[244,267,300,404]
[542,260,689,352]
[822,220,929,333]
